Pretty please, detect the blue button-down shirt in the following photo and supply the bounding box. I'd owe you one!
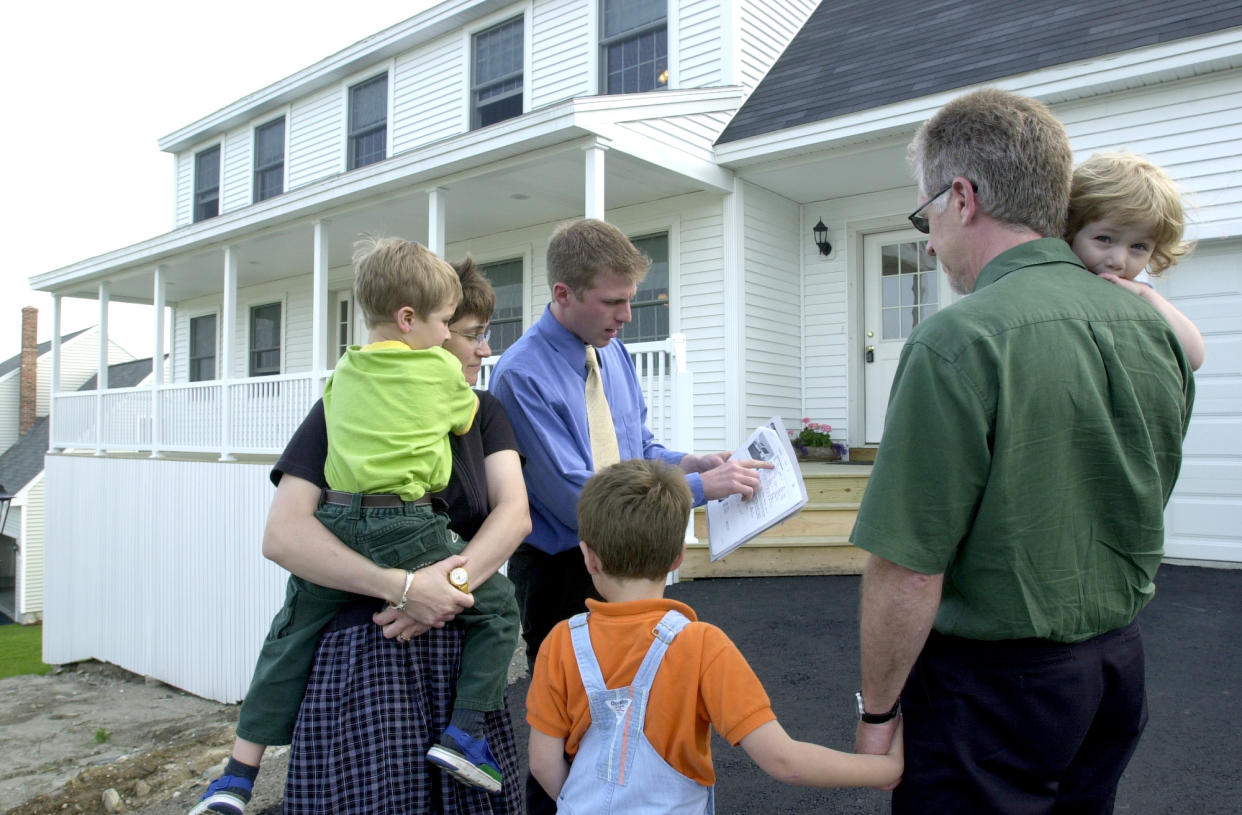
[491,306,698,555]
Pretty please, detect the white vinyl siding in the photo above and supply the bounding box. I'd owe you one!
[676,0,724,88]
[19,475,44,618]
[529,0,593,108]
[174,152,194,228]
[737,0,817,92]
[42,456,285,701]
[288,86,344,190]
[676,206,728,451]
[742,183,801,430]
[221,125,252,213]
[392,34,465,155]
[613,110,732,163]
[1058,68,1242,241]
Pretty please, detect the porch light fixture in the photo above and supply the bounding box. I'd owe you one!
[813,218,832,256]
[0,485,11,537]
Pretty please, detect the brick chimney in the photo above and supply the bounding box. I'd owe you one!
[19,307,37,435]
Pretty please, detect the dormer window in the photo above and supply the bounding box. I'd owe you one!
[472,16,524,129]
[601,0,667,94]
[348,73,388,170]
[193,145,221,222]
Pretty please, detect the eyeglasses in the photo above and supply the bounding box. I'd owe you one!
[450,327,492,346]
[908,179,977,234]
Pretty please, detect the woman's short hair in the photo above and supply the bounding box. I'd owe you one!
[1066,151,1191,275]
[908,88,1073,239]
[451,254,497,322]
[578,460,691,581]
[546,219,649,296]
[353,236,461,327]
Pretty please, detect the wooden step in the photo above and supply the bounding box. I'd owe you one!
[682,462,873,578]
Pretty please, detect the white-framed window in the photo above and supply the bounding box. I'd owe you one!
[253,116,286,203]
[480,258,524,353]
[248,302,282,377]
[618,232,669,343]
[194,145,221,222]
[334,291,353,363]
[348,73,388,170]
[471,16,524,129]
[188,313,217,382]
[601,0,667,94]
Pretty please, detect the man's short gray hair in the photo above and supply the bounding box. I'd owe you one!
[908,89,1073,238]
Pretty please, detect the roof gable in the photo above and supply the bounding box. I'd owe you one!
[718,0,1242,144]
[0,328,89,379]
[0,417,48,496]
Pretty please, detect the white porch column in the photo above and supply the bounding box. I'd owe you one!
[95,282,110,456]
[427,187,447,256]
[721,180,744,448]
[150,267,166,458]
[583,142,608,219]
[220,246,238,461]
[49,294,62,452]
[311,220,330,376]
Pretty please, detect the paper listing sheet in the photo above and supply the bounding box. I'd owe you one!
[705,416,808,562]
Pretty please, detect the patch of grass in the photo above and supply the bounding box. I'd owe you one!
[0,623,52,679]
[94,727,112,744]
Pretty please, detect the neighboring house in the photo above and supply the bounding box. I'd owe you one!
[0,308,135,623]
[27,0,1242,702]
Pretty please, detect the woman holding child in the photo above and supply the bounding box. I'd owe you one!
[263,256,526,815]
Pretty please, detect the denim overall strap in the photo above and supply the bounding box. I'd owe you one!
[567,610,692,787]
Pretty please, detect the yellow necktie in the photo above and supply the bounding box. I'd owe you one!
[584,345,620,471]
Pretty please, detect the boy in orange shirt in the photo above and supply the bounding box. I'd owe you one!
[526,459,902,812]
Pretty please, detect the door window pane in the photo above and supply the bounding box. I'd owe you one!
[879,239,936,339]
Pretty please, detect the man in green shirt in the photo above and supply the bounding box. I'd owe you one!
[849,89,1194,814]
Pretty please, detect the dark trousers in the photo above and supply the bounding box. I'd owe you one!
[893,620,1147,815]
[507,542,600,815]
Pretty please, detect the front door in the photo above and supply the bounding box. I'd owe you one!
[862,230,955,443]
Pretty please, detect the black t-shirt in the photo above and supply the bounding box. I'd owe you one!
[271,389,518,541]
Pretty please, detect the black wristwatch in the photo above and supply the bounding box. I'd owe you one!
[856,691,901,724]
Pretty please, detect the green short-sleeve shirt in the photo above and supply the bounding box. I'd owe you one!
[323,343,478,502]
[850,239,1194,642]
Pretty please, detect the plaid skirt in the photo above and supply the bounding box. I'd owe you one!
[284,620,523,815]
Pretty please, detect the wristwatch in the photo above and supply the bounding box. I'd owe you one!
[856,691,901,724]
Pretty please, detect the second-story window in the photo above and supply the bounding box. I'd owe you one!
[472,17,524,129]
[189,314,217,381]
[194,145,221,222]
[601,0,667,94]
[249,302,282,377]
[348,73,388,170]
[481,258,523,354]
[253,117,285,203]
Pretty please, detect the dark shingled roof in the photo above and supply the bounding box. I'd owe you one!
[0,328,89,379]
[0,357,158,494]
[718,0,1242,144]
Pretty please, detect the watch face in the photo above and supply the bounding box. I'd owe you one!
[448,567,470,592]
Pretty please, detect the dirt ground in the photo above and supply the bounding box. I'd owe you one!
[0,662,288,815]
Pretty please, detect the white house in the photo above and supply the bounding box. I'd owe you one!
[28,0,1242,702]
[0,308,134,624]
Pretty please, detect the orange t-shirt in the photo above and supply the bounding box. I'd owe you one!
[526,597,775,786]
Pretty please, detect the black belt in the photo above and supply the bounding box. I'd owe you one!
[319,489,432,508]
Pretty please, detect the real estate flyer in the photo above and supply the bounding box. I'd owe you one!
[705,416,808,561]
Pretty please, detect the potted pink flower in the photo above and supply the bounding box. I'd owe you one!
[789,418,845,461]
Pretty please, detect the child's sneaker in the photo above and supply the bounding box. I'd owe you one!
[188,774,253,815]
[427,725,503,792]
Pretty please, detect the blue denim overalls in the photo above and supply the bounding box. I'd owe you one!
[556,609,714,814]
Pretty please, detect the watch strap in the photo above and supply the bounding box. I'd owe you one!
[856,691,901,724]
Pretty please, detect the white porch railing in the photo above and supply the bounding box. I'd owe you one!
[51,336,692,458]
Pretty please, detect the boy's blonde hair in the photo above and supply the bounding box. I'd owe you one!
[578,460,691,581]
[1066,152,1191,275]
[353,235,461,327]
[547,219,650,296]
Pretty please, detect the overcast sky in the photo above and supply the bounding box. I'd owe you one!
[0,0,439,359]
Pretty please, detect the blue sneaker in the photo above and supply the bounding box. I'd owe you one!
[188,774,253,815]
[427,725,503,793]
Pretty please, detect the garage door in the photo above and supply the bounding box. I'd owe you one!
[1157,240,1242,563]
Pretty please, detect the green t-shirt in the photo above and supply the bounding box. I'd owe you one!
[323,343,478,502]
[851,239,1195,642]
